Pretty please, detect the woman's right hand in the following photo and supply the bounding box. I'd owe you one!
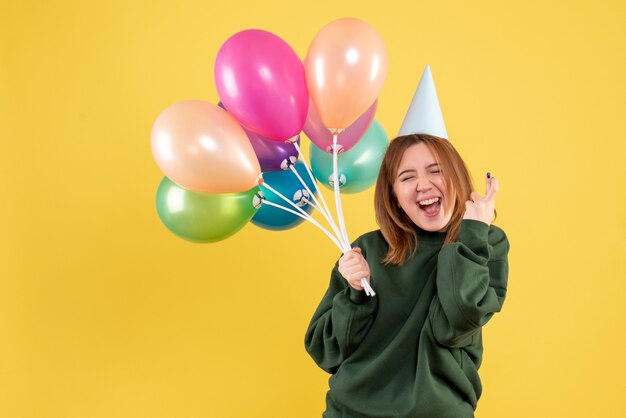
[338,247,371,291]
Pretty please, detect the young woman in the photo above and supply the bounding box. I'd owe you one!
[305,133,510,418]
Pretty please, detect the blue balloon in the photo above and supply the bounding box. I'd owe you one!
[252,161,318,230]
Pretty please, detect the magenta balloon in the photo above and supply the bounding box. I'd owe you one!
[215,29,309,141]
[304,98,378,153]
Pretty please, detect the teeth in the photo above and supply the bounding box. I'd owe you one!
[418,197,440,206]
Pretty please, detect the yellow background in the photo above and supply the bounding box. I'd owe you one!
[2,0,625,416]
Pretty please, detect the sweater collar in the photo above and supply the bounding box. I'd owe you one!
[414,226,447,245]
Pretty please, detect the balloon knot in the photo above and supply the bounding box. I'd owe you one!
[326,143,344,154]
[252,191,265,209]
[280,156,297,170]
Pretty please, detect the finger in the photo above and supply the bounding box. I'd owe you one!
[341,261,363,273]
[340,268,367,282]
[351,282,364,291]
[470,191,482,202]
[349,271,369,281]
[359,277,370,285]
[343,248,364,260]
[485,177,499,201]
[341,252,359,262]
[342,257,367,269]
[344,262,367,274]
[343,253,365,265]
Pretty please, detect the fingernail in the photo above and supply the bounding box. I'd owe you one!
[486,172,491,179]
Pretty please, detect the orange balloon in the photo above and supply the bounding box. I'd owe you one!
[305,18,387,131]
[151,101,261,193]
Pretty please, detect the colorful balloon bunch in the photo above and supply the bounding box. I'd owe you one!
[151,18,388,294]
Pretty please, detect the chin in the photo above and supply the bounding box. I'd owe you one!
[412,210,453,232]
[416,221,447,232]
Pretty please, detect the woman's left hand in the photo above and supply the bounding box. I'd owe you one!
[463,174,498,225]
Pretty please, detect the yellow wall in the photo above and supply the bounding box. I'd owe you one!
[1,0,625,416]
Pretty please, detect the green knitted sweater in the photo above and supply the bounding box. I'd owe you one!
[305,220,510,418]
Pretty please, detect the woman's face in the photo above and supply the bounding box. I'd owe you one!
[393,142,454,232]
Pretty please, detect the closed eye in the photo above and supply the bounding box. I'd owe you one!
[400,176,414,182]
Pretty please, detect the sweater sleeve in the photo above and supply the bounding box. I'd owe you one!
[304,257,379,374]
[429,219,510,348]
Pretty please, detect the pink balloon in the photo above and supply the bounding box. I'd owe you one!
[215,29,309,141]
[304,99,377,153]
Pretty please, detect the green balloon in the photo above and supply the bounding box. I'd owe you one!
[310,120,389,194]
[156,177,260,243]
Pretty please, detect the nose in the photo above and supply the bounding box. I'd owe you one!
[416,177,433,192]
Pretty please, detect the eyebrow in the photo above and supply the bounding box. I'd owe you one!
[397,163,439,178]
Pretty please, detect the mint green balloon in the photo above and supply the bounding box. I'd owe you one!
[310,120,389,194]
[156,177,260,243]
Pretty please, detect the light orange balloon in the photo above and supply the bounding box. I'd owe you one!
[305,18,387,132]
[151,101,261,194]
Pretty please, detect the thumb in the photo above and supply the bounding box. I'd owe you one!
[352,247,362,254]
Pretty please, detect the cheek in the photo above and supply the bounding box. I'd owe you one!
[397,186,415,208]
[435,179,451,200]
[434,178,447,193]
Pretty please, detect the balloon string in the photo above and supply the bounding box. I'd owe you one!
[291,141,349,250]
[260,200,344,252]
[288,140,375,297]
[262,188,374,295]
[292,142,349,249]
[288,164,349,250]
[331,134,376,297]
[261,180,343,251]
[298,196,328,223]
[332,134,350,247]
[260,181,311,220]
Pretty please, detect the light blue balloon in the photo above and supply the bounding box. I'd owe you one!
[310,120,389,194]
[252,161,317,231]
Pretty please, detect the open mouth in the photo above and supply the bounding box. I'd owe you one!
[417,197,441,217]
